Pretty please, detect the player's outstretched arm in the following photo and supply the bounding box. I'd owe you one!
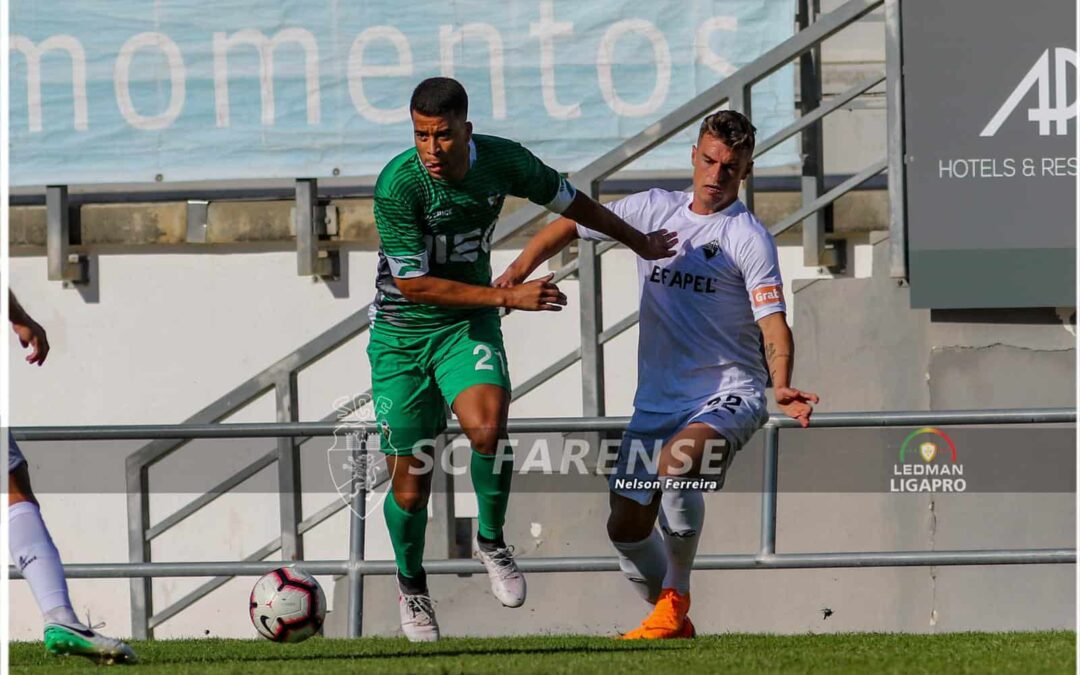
[757,312,818,427]
[561,193,678,261]
[9,291,50,366]
[494,218,579,288]
[395,274,567,312]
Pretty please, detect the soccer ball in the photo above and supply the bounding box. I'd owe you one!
[249,568,326,643]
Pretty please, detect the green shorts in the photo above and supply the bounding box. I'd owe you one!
[367,312,511,456]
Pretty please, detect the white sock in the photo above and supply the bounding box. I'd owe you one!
[10,501,78,625]
[611,529,666,604]
[659,489,705,594]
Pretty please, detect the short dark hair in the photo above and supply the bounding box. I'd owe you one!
[698,110,756,154]
[410,77,469,119]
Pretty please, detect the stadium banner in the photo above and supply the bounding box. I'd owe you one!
[9,0,797,187]
[902,0,1076,308]
[13,428,1076,495]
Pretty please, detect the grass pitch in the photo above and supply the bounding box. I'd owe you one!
[10,632,1075,674]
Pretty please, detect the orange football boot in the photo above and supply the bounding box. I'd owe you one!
[620,588,693,639]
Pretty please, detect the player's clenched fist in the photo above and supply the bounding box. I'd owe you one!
[502,273,567,311]
[13,320,49,366]
[9,292,50,366]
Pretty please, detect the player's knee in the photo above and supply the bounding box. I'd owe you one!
[7,491,37,507]
[467,426,506,456]
[606,514,626,542]
[391,488,429,513]
[607,505,653,543]
[8,466,37,506]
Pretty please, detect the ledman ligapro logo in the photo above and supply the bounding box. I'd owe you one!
[981,47,1077,137]
[889,427,966,493]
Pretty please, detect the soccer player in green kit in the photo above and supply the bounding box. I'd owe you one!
[370,77,677,641]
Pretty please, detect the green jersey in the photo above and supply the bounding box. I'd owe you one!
[371,134,575,331]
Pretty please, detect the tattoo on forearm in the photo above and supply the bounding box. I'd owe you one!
[764,340,794,385]
[764,342,778,382]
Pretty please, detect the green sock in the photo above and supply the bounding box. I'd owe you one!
[383,490,427,580]
[470,448,514,541]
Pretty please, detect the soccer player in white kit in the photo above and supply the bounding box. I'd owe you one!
[8,292,137,663]
[496,111,818,638]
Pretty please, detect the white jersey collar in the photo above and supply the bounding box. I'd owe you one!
[683,193,744,222]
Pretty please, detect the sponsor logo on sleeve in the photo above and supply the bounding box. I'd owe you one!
[387,253,429,278]
[751,284,783,308]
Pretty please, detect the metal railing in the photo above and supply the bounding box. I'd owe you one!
[108,0,893,639]
[13,408,1076,638]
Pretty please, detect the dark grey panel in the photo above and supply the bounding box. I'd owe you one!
[909,248,1076,308]
[902,0,1076,308]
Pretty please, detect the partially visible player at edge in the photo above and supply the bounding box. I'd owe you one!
[497,111,819,639]
[8,291,137,663]
[369,77,678,642]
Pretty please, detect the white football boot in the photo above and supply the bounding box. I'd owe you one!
[397,581,439,642]
[44,620,138,665]
[475,536,527,608]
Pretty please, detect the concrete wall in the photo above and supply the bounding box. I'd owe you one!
[783,235,1075,633]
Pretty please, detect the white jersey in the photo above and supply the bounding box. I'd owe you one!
[578,189,785,413]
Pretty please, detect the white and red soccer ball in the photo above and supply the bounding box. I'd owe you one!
[249,568,327,643]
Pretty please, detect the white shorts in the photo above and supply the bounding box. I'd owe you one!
[609,391,768,506]
[9,431,26,471]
